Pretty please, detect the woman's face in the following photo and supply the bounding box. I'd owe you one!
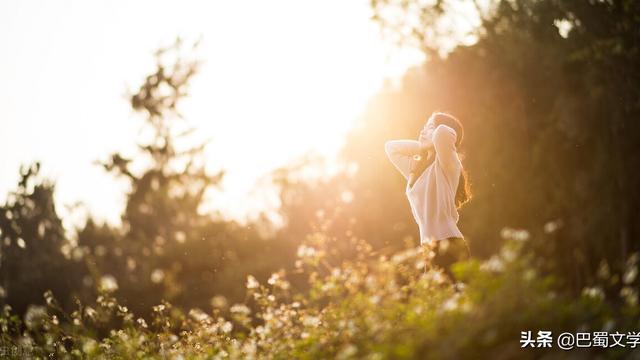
[422,115,437,139]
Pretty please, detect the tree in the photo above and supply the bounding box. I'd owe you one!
[77,38,297,317]
[0,162,84,316]
[358,0,640,292]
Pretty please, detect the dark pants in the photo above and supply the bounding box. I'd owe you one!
[424,237,471,282]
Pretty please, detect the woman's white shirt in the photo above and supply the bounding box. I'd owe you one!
[406,124,463,245]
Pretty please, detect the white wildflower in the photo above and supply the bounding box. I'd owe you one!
[480,255,505,273]
[246,275,260,289]
[230,304,251,315]
[189,308,210,322]
[296,245,317,258]
[221,321,233,333]
[302,315,321,327]
[137,318,148,328]
[543,219,562,233]
[210,295,228,309]
[24,305,47,330]
[151,269,165,283]
[582,286,605,301]
[442,296,459,312]
[99,275,118,293]
[623,266,638,285]
[337,344,358,360]
[82,339,97,354]
[267,272,280,285]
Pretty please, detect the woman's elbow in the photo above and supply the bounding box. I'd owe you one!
[433,125,456,148]
[384,140,395,155]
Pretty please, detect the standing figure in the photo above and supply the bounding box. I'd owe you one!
[384,111,472,283]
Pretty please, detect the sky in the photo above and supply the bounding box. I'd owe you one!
[0,0,479,230]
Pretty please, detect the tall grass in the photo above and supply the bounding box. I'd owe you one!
[1,229,638,359]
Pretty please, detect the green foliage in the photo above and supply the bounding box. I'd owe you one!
[339,0,640,294]
[2,1,640,358]
[1,230,639,359]
[0,163,84,316]
[87,37,227,316]
[73,38,298,319]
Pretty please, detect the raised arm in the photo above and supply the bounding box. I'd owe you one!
[384,139,421,181]
[432,124,461,170]
[385,139,421,157]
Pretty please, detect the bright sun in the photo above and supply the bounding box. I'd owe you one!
[0,0,425,228]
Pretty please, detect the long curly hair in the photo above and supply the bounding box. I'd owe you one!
[409,111,472,209]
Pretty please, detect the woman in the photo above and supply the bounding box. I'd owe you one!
[384,111,472,282]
